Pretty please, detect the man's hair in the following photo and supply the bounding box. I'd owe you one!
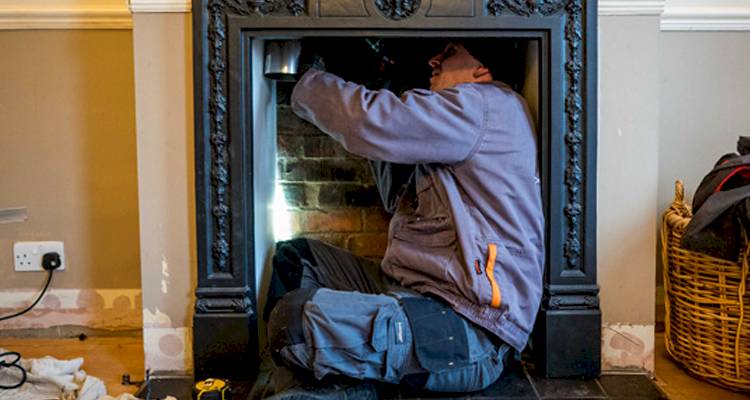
[459,39,505,80]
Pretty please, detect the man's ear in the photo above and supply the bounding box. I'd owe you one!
[472,65,493,81]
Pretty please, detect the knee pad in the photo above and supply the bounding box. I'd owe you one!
[264,238,316,321]
[267,287,318,361]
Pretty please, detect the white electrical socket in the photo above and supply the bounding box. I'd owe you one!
[13,241,65,272]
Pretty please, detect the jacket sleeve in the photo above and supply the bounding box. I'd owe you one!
[290,70,485,164]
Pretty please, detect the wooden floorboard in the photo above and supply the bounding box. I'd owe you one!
[654,332,749,400]
[0,336,144,397]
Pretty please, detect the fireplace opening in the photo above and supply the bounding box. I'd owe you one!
[272,38,540,236]
[260,36,541,329]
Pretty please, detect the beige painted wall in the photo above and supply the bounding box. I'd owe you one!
[0,31,140,291]
[654,31,750,325]
[658,32,750,218]
[598,16,661,371]
[599,16,660,325]
[132,13,196,371]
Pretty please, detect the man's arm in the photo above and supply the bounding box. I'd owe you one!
[291,70,485,164]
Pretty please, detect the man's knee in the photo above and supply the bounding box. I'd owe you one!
[267,287,318,363]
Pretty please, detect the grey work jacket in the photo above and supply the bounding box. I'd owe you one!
[291,70,544,352]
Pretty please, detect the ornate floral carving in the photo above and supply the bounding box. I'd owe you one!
[487,0,566,16]
[242,0,306,15]
[375,0,420,20]
[203,0,307,274]
[562,0,584,270]
[206,0,244,273]
[489,0,586,271]
[247,0,274,14]
[287,0,306,15]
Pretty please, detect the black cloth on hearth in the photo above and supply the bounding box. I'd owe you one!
[681,136,750,261]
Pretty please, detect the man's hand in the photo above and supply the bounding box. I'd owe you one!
[297,54,326,78]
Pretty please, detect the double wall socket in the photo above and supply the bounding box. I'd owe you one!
[14,241,65,272]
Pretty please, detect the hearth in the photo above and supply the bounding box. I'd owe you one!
[192,0,599,382]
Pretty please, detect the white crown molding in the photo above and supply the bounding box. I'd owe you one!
[661,4,750,31]
[0,1,131,30]
[599,1,666,16]
[129,0,191,13]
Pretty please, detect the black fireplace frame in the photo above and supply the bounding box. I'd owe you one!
[192,0,599,380]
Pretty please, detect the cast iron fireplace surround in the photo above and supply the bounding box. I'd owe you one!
[192,0,599,381]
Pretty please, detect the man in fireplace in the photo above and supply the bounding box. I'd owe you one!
[263,40,544,396]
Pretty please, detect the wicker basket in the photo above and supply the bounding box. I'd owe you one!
[661,180,750,391]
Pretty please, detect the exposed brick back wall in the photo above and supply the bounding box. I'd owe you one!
[277,102,391,259]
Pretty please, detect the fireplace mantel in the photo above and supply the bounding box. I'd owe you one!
[191,0,599,380]
[7,1,750,31]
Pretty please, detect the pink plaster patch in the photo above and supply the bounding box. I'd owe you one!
[604,327,653,371]
[159,333,184,357]
[610,330,645,355]
[76,290,105,310]
[41,294,61,309]
[113,295,132,313]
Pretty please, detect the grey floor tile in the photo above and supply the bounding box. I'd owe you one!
[598,375,667,399]
[530,376,606,399]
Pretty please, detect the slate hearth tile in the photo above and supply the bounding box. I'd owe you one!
[398,384,475,400]
[377,382,402,400]
[473,367,538,399]
[399,389,471,400]
[597,375,667,399]
[530,376,606,399]
[135,376,194,399]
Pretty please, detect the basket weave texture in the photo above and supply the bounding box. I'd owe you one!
[661,180,750,391]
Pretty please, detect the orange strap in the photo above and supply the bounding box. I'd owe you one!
[485,243,501,308]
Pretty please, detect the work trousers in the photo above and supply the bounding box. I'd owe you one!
[265,238,510,393]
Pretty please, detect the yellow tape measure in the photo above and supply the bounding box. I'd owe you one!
[194,378,230,400]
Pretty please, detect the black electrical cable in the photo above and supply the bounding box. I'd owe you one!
[0,270,53,322]
[0,258,59,391]
[0,352,26,390]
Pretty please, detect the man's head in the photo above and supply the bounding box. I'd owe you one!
[428,41,496,92]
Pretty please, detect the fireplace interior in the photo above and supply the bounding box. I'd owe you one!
[262,36,541,329]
